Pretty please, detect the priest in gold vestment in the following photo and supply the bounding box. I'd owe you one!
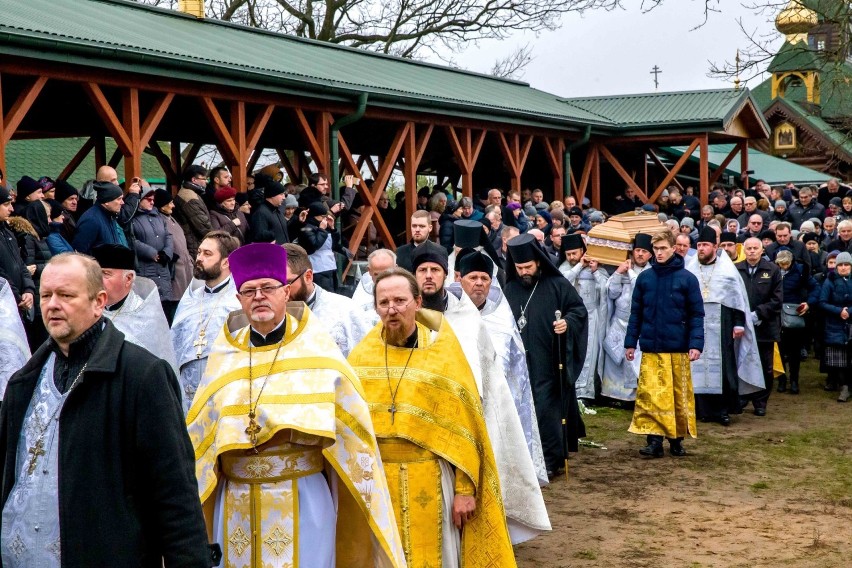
[186,243,405,568]
[348,267,516,568]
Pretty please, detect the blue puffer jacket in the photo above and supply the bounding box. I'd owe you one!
[818,271,852,346]
[72,203,129,254]
[625,252,705,353]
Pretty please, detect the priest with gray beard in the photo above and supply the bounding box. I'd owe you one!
[686,226,764,426]
[410,243,551,545]
[170,231,241,414]
[600,233,653,403]
[557,233,608,402]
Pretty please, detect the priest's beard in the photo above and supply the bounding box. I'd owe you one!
[384,323,411,347]
[421,289,447,311]
[194,261,222,281]
[520,270,540,288]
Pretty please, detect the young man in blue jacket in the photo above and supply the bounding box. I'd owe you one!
[625,229,705,458]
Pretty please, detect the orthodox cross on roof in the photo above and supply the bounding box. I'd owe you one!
[650,65,662,90]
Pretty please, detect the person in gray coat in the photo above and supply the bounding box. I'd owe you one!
[132,186,174,300]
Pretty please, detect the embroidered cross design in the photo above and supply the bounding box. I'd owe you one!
[263,525,292,556]
[229,526,250,556]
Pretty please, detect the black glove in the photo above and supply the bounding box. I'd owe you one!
[157,250,170,267]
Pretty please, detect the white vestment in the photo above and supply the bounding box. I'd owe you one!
[351,273,380,327]
[443,291,551,544]
[171,277,241,414]
[0,278,30,399]
[307,286,371,357]
[452,282,548,485]
[103,276,178,375]
[601,265,647,401]
[559,262,608,400]
[685,252,765,394]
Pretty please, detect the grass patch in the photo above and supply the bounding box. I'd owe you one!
[750,481,769,491]
[573,550,598,560]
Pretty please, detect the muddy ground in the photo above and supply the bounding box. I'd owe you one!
[515,360,852,567]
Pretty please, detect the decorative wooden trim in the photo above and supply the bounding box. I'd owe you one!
[58,137,96,181]
[598,145,648,203]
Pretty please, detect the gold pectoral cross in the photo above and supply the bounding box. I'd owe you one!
[193,330,208,359]
[245,411,262,451]
[27,438,46,475]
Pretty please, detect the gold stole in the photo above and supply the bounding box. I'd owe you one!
[349,317,517,568]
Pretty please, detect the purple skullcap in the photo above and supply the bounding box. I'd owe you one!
[229,243,288,290]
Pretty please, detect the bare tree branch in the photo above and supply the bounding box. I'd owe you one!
[490,43,534,79]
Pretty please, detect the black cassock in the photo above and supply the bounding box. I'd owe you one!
[695,305,746,420]
[505,274,588,472]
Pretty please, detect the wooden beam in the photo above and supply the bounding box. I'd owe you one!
[229,101,247,190]
[276,148,299,183]
[247,147,263,173]
[647,149,684,193]
[598,145,648,203]
[575,147,595,206]
[591,146,601,210]
[147,141,180,188]
[122,87,142,181]
[542,137,566,200]
[699,133,709,205]
[58,137,96,181]
[94,137,106,170]
[294,109,326,170]
[739,140,749,186]
[182,143,200,172]
[108,148,122,169]
[648,137,701,204]
[2,76,47,144]
[708,142,741,187]
[497,132,533,192]
[140,93,174,149]
[170,140,181,189]
[82,83,132,154]
[445,126,486,198]
[246,104,274,154]
[199,97,239,162]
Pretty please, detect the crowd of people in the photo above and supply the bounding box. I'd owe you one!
[0,158,849,566]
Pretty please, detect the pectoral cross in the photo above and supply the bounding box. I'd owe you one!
[245,411,262,451]
[193,330,208,359]
[388,403,397,424]
[27,439,45,475]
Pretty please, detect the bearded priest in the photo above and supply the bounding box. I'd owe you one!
[186,243,405,568]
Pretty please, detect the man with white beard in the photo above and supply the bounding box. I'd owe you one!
[284,244,371,357]
[351,248,396,326]
[170,231,241,413]
[600,234,653,403]
[558,233,607,402]
[450,249,548,485]
[411,243,551,545]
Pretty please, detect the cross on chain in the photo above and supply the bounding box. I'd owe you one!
[388,403,397,424]
[27,439,46,475]
[193,331,208,359]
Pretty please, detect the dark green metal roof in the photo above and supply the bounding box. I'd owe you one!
[4,137,163,189]
[767,41,822,73]
[659,143,831,185]
[561,89,770,135]
[0,0,614,130]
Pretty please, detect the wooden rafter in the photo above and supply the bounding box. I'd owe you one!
[2,76,47,145]
[575,146,596,206]
[699,134,709,204]
[276,148,299,183]
[648,137,701,204]
[293,109,329,174]
[147,141,181,188]
[707,141,745,187]
[598,145,648,203]
[646,149,684,193]
[405,123,434,239]
[82,83,132,155]
[497,132,533,192]
[199,97,239,162]
[445,126,486,198]
[58,137,96,181]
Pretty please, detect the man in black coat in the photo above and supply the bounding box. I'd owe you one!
[736,237,783,416]
[0,186,35,311]
[764,222,811,271]
[0,253,212,567]
[249,180,289,244]
[395,209,431,272]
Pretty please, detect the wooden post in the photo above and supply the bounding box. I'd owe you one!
[699,134,709,205]
[403,123,433,241]
[445,126,486,198]
[740,140,749,188]
[542,137,565,201]
[591,145,601,210]
[121,88,142,182]
[497,132,533,193]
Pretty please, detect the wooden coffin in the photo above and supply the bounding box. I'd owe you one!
[585,211,667,265]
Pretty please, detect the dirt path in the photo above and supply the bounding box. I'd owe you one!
[515,363,852,567]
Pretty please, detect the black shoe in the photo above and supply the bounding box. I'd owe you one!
[754,408,766,417]
[546,467,566,481]
[668,438,687,457]
[790,380,799,395]
[777,378,787,393]
[719,413,731,426]
[639,436,664,458]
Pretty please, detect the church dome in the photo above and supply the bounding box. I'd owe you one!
[776,0,818,40]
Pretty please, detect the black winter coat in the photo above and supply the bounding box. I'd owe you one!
[8,216,51,284]
[625,253,705,353]
[173,186,212,260]
[736,258,783,343]
[0,222,35,301]
[0,321,210,567]
[819,271,852,346]
[249,201,289,244]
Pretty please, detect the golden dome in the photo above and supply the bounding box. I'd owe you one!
[776,0,818,42]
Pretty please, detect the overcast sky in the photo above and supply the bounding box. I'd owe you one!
[435,1,786,97]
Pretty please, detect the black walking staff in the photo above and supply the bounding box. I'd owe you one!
[554,309,569,480]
